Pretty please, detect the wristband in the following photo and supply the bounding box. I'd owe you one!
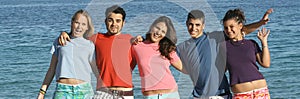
[39,89,46,95]
[262,46,268,48]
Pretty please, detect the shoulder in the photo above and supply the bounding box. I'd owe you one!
[133,42,148,48]
[96,32,105,37]
[119,33,133,39]
[52,37,59,46]
[244,39,259,47]
[246,39,258,44]
[207,31,223,36]
[177,38,193,48]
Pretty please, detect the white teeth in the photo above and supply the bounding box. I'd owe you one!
[75,29,82,32]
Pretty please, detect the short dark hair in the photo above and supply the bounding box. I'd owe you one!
[221,8,246,24]
[187,10,205,23]
[105,5,126,21]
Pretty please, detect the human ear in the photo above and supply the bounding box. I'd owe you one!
[238,23,243,30]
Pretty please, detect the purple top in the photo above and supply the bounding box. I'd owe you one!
[226,39,264,86]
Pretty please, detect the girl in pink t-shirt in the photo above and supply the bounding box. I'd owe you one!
[132,16,186,99]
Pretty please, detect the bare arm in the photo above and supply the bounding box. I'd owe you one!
[243,8,273,34]
[58,31,71,46]
[256,28,271,68]
[171,60,188,74]
[37,55,58,99]
[90,58,99,78]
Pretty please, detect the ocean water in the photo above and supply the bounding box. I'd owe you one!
[0,0,299,98]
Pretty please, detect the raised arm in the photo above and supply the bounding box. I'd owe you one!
[58,31,71,46]
[243,8,273,34]
[37,55,58,99]
[256,28,271,68]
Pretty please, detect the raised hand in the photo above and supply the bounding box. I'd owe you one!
[260,8,273,25]
[257,28,270,42]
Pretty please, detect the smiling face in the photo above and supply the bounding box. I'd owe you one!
[149,22,167,43]
[71,14,88,38]
[186,18,205,39]
[223,18,243,41]
[105,12,125,35]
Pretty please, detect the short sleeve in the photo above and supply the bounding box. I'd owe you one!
[170,51,180,63]
[50,38,59,57]
[130,46,137,70]
[88,34,98,44]
[251,40,262,54]
[89,43,96,63]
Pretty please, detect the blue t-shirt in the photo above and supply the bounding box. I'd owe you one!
[50,36,96,83]
[177,32,230,98]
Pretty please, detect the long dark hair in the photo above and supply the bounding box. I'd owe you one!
[146,16,177,60]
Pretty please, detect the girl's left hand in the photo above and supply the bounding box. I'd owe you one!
[257,28,270,42]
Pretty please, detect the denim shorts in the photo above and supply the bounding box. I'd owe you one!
[53,82,94,99]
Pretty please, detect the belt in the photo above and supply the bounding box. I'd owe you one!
[97,87,133,96]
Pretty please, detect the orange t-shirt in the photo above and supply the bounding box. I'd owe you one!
[90,33,135,89]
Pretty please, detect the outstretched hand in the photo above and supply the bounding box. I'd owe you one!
[260,8,273,25]
[257,28,270,42]
[58,31,70,46]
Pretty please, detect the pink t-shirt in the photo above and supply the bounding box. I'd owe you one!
[132,41,180,92]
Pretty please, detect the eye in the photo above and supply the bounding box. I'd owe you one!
[116,19,122,23]
[74,20,79,24]
[107,19,113,22]
[224,27,228,30]
[162,30,166,34]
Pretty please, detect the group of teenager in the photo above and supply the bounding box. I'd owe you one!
[37,4,273,99]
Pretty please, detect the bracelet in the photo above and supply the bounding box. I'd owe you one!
[262,46,268,48]
[39,89,46,95]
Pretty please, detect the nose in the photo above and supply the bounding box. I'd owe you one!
[192,25,196,30]
[111,20,117,26]
[76,23,81,28]
[224,27,231,34]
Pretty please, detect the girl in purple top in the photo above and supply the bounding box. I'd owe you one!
[222,9,271,98]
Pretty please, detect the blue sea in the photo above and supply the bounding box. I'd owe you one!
[0,0,299,98]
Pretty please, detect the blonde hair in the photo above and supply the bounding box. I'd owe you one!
[71,9,94,39]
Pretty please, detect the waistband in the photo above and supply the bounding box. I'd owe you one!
[96,87,133,96]
[234,86,269,94]
[56,82,93,92]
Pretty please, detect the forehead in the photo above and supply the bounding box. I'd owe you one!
[187,18,204,24]
[74,14,87,21]
[155,22,167,29]
[107,12,123,20]
[223,19,238,26]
